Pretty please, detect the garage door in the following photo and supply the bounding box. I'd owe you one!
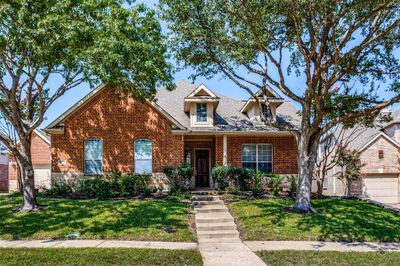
[363,175,399,204]
[34,168,51,190]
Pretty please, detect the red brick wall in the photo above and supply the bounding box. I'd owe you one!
[0,164,8,192]
[8,155,17,181]
[31,132,51,166]
[51,88,184,174]
[215,136,298,174]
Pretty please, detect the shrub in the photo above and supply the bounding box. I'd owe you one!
[212,165,254,191]
[43,182,74,198]
[212,165,231,190]
[267,174,283,197]
[288,175,297,198]
[252,172,264,197]
[164,164,193,194]
[104,172,152,197]
[78,176,111,199]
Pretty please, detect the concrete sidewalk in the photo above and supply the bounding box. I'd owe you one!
[0,240,197,250]
[245,241,400,252]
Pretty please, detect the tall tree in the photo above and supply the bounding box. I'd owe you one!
[160,0,400,212]
[0,0,173,211]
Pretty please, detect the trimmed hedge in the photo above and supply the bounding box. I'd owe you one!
[43,172,153,199]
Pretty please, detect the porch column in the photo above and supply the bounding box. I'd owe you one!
[223,135,228,166]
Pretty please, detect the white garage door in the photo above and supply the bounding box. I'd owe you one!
[363,175,399,204]
[34,168,51,190]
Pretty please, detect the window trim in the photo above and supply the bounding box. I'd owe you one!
[196,103,208,123]
[241,143,274,173]
[323,176,329,190]
[84,138,103,175]
[134,139,153,174]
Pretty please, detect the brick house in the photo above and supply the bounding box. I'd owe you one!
[0,144,8,192]
[8,129,51,192]
[45,80,299,189]
[321,109,400,204]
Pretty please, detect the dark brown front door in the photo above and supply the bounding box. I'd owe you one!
[195,150,210,187]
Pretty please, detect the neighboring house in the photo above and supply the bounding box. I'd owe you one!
[8,129,52,192]
[322,109,400,204]
[0,144,8,192]
[44,80,299,189]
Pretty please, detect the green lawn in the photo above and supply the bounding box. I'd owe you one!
[0,194,195,241]
[228,197,400,241]
[0,248,202,266]
[258,250,400,266]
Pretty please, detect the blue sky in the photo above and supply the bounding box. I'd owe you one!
[41,0,399,128]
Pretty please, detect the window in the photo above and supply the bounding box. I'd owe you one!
[379,150,384,159]
[84,139,102,175]
[261,104,269,119]
[196,103,207,122]
[323,176,329,190]
[242,144,273,173]
[134,139,152,174]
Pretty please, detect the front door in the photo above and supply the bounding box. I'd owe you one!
[195,150,210,187]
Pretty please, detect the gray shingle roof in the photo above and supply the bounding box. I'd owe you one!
[329,109,400,151]
[155,80,300,132]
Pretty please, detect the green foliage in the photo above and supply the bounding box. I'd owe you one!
[42,183,73,198]
[212,165,231,190]
[252,172,264,197]
[267,174,283,197]
[43,172,152,200]
[334,147,362,195]
[107,172,152,197]
[212,165,255,191]
[161,0,400,124]
[78,177,112,200]
[164,164,193,194]
[288,175,297,199]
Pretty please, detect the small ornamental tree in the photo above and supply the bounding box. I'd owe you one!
[334,146,363,196]
[0,0,173,211]
[160,0,400,212]
[315,126,364,196]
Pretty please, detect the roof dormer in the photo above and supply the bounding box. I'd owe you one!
[241,87,284,123]
[184,84,220,127]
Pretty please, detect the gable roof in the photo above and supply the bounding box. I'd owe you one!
[156,80,300,132]
[45,80,300,134]
[34,129,51,145]
[45,84,186,132]
[358,132,400,153]
[186,84,218,98]
[326,108,400,152]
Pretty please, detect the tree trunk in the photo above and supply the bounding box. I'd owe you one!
[316,169,324,197]
[293,133,319,213]
[18,139,38,212]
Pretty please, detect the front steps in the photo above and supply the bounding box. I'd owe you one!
[192,191,241,243]
[192,191,267,266]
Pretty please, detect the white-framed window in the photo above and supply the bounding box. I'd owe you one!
[242,144,273,173]
[134,139,152,174]
[84,139,103,175]
[323,176,329,190]
[196,103,207,122]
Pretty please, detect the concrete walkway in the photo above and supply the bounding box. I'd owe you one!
[0,240,197,250]
[192,192,266,266]
[245,241,400,252]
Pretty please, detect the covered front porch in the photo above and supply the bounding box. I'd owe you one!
[181,132,298,189]
[184,135,219,189]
